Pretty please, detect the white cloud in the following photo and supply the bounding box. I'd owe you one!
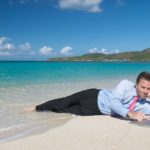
[100,48,109,54]
[60,46,73,55]
[89,48,99,53]
[3,43,15,50]
[0,36,15,56]
[19,42,31,51]
[8,0,103,13]
[58,0,103,13]
[89,48,112,54]
[0,51,12,56]
[0,37,8,45]
[0,36,15,50]
[40,46,53,55]
[0,36,35,57]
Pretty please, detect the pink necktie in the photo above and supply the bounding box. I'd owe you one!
[128,96,138,111]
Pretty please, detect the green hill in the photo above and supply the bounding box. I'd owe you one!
[48,48,150,61]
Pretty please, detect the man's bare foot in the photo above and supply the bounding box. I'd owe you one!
[23,106,36,112]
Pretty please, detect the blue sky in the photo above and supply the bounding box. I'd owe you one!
[0,0,150,60]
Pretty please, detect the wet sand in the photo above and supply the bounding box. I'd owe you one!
[1,115,150,150]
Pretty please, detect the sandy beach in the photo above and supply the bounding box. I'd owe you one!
[1,115,150,150]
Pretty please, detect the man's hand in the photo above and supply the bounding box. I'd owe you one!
[127,111,150,122]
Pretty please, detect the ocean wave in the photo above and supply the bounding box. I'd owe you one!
[0,123,26,132]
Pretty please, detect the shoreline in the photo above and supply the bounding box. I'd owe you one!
[0,112,73,144]
[1,115,150,150]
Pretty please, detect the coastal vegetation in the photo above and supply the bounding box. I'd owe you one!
[48,48,150,61]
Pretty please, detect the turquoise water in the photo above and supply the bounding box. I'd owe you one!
[0,61,150,143]
[0,61,150,87]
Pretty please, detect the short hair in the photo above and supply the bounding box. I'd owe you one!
[136,71,150,84]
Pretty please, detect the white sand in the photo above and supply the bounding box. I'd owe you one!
[1,115,150,150]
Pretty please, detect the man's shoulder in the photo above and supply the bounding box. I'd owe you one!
[119,79,134,85]
[116,79,135,89]
[112,79,135,95]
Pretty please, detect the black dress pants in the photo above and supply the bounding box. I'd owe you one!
[36,88,102,116]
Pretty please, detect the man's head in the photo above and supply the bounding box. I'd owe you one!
[136,71,150,99]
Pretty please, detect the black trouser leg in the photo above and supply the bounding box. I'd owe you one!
[36,88,101,116]
[78,89,102,115]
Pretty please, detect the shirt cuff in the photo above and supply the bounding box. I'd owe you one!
[121,108,129,118]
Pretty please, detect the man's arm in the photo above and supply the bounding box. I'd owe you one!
[110,80,149,121]
[110,80,132,117]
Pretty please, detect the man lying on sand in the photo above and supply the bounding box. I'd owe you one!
[24,71,150,122]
